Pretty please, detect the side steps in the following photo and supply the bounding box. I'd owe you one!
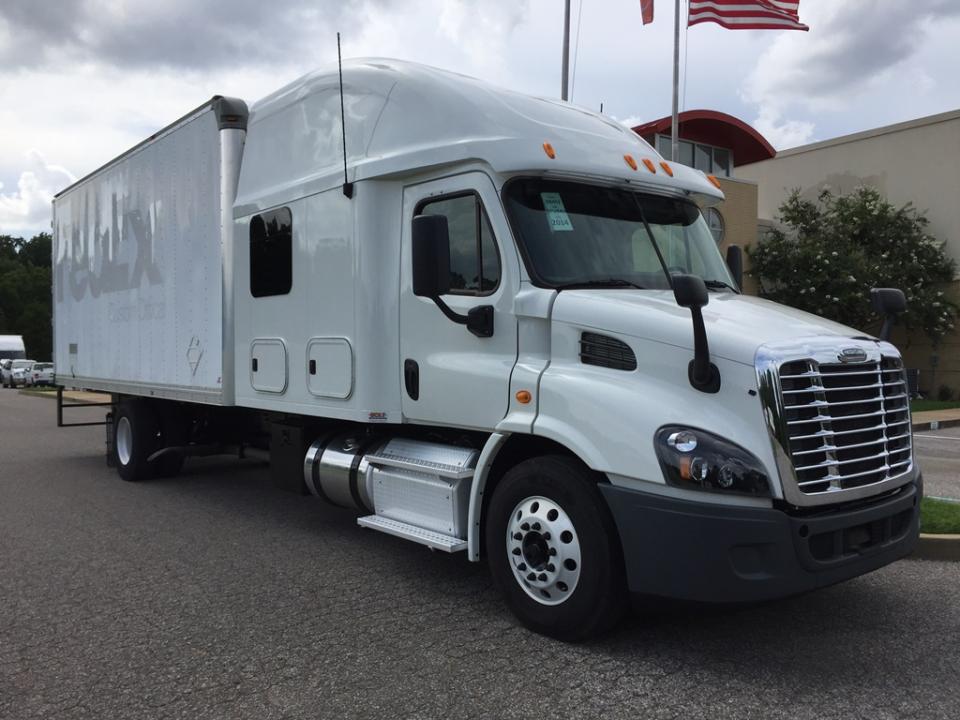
[357,516,467,552]
[355,438,478,553]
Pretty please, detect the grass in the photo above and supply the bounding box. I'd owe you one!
[910,399,960,413]
[920,497,960,534]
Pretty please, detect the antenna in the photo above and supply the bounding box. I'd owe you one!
[599,102,603,114]
[337,32,353,199]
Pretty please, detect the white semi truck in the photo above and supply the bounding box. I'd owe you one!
[52,60,920,639]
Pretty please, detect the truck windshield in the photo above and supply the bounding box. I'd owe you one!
[502,178,736,291]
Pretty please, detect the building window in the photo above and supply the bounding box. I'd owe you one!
[416,193,501,295]
[250,207,292,297]
[654,135,734,176]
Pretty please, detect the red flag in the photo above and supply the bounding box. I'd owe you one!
[688,0,809,31]
[640,0,654,25]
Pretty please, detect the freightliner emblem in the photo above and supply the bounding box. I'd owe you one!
[838,347,868,363]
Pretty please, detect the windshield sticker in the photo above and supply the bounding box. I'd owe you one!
[541,193,574,232]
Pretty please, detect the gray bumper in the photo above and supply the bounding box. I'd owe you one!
[600,470,921,604]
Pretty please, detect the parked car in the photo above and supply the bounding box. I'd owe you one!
[27,362,55,387]
[0,359,10,384]
[3,359,36,388]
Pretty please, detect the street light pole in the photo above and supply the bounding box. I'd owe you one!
[561,0,571,100]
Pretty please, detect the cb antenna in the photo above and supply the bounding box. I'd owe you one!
[337,32,353,199]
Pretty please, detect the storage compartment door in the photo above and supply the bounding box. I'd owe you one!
[251,339,288,393]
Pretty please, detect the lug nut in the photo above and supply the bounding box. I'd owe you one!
[527,572,537,582]
[521,523,530,531]
[537,573,547,582]
[546,563,555,572]
[549,548,557,556]
[532,522,541,531]
[518,563,527,571]
[512,548,521,556]
[543,532,551,540]
[513,532,523,541]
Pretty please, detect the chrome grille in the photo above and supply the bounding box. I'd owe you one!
[778,356,912,494]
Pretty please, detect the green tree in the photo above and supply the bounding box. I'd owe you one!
[748,188,957,343]
[0,232,53,360]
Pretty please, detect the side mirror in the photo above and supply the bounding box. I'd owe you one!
[672,274,719,393]
[725,245,743,290]
[412,215,451,298]
[870,288,906,342]
[672,273,708,309]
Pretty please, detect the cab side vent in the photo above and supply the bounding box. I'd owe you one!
[580,332,637,371]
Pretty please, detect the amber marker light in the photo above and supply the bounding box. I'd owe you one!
[623,154,638,171]
[707,174,722,189]
[642,158,657,174]
[659,161,674,177]
[542,142,556,159]
[515,390,532,404]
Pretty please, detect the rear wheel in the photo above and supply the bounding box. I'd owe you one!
[485,455,627,641]
[113,400,160,482]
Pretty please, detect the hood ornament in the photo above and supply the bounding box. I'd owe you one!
[838,347,867,364]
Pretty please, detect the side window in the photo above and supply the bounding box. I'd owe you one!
[417,194,501,295]
[250,207,292,297]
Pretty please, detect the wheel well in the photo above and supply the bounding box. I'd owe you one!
[478,434,601,557]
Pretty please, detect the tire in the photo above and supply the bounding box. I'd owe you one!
[485,455,627,641]
[113,400,160,482]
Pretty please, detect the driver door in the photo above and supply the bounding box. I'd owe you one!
[399,173,518,429]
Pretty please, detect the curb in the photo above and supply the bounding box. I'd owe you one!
[913,533,960,562]
[912,418,960,432]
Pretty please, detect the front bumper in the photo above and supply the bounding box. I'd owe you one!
[600,469,920,604]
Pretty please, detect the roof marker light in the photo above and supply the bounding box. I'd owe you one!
[542,142,556,159]
[642,158,657,174]
[659,161,674,177]
[707,174,722,189]
[624,154,638,171]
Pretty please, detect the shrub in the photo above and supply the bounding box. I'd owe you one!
[748,188,957,343]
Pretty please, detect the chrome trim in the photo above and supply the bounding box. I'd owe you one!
[755,337,914,508]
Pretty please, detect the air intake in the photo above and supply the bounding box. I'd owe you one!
[579,332,637,371]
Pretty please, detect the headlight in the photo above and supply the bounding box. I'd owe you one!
[655,425,771,497]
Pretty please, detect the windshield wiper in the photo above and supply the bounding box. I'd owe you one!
[554,278,646,291]
[703,279,739,293]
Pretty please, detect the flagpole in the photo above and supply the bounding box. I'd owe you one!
[671,0,680,161]
[561,0,571,100]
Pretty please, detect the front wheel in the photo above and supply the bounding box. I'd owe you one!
[485,455,627,641]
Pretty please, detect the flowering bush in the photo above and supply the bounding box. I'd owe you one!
[748,188,957,343]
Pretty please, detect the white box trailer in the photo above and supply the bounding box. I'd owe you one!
[53,60,921,640]
[0,335,26,360]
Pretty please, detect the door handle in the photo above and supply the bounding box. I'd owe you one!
[404,359,419,400]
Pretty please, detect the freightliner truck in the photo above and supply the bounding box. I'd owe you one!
[52,60,920,640]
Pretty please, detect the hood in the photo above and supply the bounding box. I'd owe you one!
[552,289,870,365]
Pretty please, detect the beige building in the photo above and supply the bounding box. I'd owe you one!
[739,110,960,394]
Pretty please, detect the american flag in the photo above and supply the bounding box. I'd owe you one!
[688,0,809,31]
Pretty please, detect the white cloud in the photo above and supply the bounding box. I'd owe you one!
[0,151,75,236]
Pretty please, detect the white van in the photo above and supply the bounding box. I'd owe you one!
[52,60,920,639]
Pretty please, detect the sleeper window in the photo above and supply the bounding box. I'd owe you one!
[417,194,500,295]
[250,207,292,297]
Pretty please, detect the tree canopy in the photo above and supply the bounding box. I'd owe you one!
[0,233,52,361]
[748,188,957,344]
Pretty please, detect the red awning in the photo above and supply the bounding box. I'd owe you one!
[633,110,775,166]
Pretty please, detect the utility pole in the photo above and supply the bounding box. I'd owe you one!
[561,0,571,100]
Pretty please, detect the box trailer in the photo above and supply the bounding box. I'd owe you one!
[0,335,26,360]
[53,59,921,639]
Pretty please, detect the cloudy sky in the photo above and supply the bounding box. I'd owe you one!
[2,0,959,237]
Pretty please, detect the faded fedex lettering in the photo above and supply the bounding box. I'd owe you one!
[55,192,163,302]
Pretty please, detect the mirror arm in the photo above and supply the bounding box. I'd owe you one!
[687,307,721,393]
[431,297,494,338]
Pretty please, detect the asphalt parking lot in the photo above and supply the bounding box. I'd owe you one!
[2,391,959,719]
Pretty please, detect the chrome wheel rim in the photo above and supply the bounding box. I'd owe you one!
[116,416,133,466]
[506,495,581,606]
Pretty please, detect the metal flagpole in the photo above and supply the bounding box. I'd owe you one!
[561,0,571,100]
[671,0,680,161]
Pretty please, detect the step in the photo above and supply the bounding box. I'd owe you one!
[357,515,467,552]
